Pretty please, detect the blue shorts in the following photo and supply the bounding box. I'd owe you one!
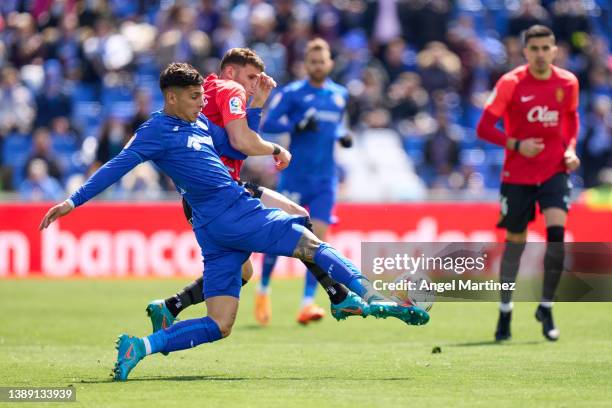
[195,193,307,299]
[278,177,337,224]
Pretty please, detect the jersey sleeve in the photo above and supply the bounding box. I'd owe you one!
[261,88,294,134]
[563,77,580,145]
[335,90,349,139]
[218,85,247,125]
[246,107,262,132]
[69,126,165,207]
[567,76,579,112]
[123,125,166,161]
[483,74,517,118]
[68,149,142,207]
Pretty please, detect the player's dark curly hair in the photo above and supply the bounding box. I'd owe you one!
[220,48,265,72]
[159,62,203,90]
[523,25,555,45]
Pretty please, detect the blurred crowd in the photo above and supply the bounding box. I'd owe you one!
[0,0,610,201]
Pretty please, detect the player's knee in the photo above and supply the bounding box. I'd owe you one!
[241,261,254,282]
[209,317,234,338]
[219,323,233,338]
[292,230,322,262]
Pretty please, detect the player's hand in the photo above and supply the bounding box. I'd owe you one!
[518,138,545,158]
[564,148,580,171]
[251,72,277,108]
[39,200,73,230]
[338,133,353,148]
[295,108,318,133]
[274,146,292,170]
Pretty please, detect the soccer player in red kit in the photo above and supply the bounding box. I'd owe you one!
[477,25,580,342]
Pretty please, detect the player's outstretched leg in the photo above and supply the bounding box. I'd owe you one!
[114,296,235,381]
[293,232,429,326]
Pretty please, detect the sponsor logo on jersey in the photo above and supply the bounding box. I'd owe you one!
[527,105,559,126]
[304,94,315,102]
[229,96,244,115]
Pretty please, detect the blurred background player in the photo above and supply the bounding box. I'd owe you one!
[477,25,580,342]
[258,38,354,325]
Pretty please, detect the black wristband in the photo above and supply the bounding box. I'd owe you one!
[272,144,281,155]
[514,139,521,152]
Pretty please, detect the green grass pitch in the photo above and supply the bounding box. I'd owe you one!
[1,279,611,407]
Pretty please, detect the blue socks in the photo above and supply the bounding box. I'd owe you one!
[260,254,278,289]
[313,243,369,298]
[144,316,222,354]
[303,268,318,299]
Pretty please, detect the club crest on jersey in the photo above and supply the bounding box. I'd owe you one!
[229,96,243,114]
[527,105,559,127]
[556,88,564,103]
[333,94,345,108]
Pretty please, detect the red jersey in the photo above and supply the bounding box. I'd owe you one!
[479,64,579,184]
[202,73,248,180]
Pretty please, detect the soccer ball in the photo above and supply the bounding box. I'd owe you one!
[389,271,435,312]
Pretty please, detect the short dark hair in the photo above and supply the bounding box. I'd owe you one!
[220,48,265,72]
[159,63,203,91]
[305,38,331,57]
[523,25,555,45]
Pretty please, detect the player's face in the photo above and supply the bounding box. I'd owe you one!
[305,49,333,83]
[232,64,262,97]
[173,85,205,122]
[523,36,557,75]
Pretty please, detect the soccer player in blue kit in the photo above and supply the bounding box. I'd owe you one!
[257,38,355,325]
[38,63,429,381]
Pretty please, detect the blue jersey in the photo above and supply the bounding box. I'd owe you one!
[69,109,262,228]
[262,79,348,181]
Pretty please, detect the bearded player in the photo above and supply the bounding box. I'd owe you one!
[477,25,580,342]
